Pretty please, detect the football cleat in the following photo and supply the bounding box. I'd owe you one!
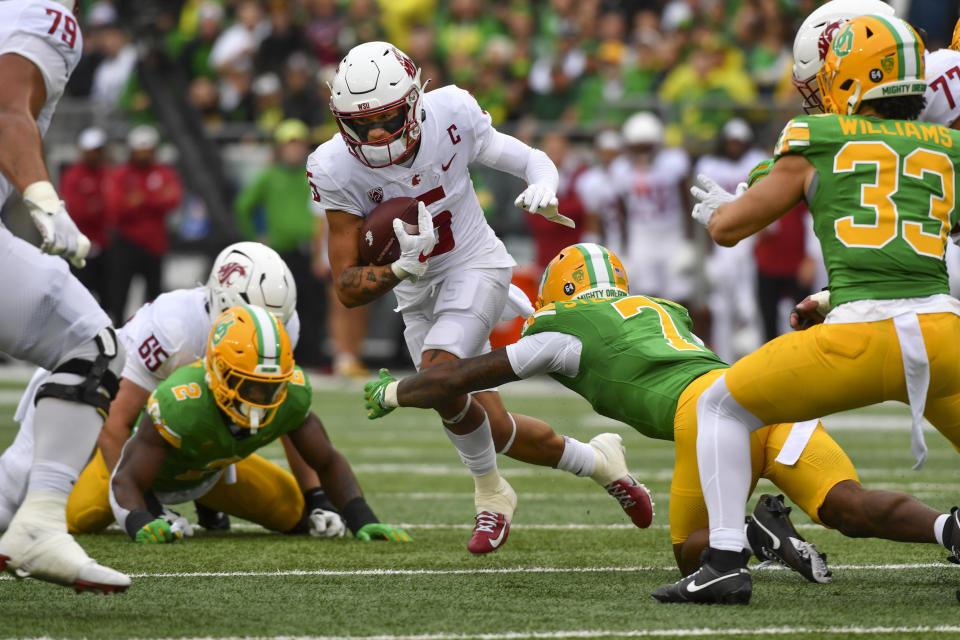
[652,548,752,605]
[469,477,516,555]
[0,491,129,594]
[944,506,960,564]
[589,433,655,528]
[746,493,831,584]
[467,511,510,555]
[195,502,230,531]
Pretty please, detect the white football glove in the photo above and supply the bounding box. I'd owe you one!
[23,181,90,268]
[308,508,346,538]
[390,200,437,281]
[690,174,748,228]
[515,183,575,228]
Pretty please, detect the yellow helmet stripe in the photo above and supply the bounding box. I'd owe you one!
[245,304,280,365]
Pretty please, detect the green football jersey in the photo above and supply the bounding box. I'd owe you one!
[144,361,312,494]
[521,296,727,441]
[774,113,960,306]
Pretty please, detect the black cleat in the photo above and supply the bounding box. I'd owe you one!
[195,502,230,531]
[746,493,830,584]
[652,548,752,605]
[943,506,960,564]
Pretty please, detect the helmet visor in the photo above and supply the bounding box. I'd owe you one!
[226,371,289,409]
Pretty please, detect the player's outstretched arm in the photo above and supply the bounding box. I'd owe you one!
[367,349,520,416]
[109,413,177,543]
[289,412,407,541]
[704,154,812,246]
[327,209,401,307]
[98,378,152,471]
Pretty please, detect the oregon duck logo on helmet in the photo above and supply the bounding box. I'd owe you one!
[205,305,295,433]
[817,14,926,116]
[536,243,629,310]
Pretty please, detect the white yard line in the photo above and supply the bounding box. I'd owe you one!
[2,563,951,582]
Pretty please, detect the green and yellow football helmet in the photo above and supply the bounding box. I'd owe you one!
[952,16,960,52]
[536,243,629,310]
[205,305,295,432]
[817,14,926,116]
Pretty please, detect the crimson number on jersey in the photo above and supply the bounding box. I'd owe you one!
[45,8,77,49]
[415,186,454,260]
[138,334,169,372]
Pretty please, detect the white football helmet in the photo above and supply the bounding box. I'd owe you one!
[792,0,896,113]
[206,242,297,325]
[622,112,664,147]
[329,41,425,168]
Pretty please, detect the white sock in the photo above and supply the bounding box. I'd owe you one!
[934,513,950,547]
[27,460,78,495]
[443,408,497,477]
[556,436,595,477]
[696,374,762,552]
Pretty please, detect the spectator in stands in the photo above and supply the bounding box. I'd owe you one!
[252,72,284,132]
[91,22,137,108]
[754,204,815,341]
[256,2,306,75]
[234,119,326,368]
[104,125,183,323]
[528,21,586,121]
[177,2,225,80]
[523,130,586,271]
[281,53,323,127]
[209,0,267,76]
[305,0,346,66]
[59,127,113,304]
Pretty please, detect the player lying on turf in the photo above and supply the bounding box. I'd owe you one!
[365,244,960,579]
[110,305,407,543]
[0,242,330,535]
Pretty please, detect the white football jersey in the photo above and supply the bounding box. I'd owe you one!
[307,85,515,309]
[613,147,691,240]
[693,148,769,195]
[921,48,960,128]
[0,0,81,206]
[575,156,630,257]
[118,287,301,392]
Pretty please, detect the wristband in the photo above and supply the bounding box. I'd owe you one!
[124,508,156,540]
[23,180,60,213]
[304,487,337,513]
[383,381,399,408]
[342,497,378,535]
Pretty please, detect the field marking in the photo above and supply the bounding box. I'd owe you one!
[2,563,951,582]
[11,626,960,640]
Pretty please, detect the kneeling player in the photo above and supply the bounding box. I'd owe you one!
[366,244,959,578]
[111,305,407,543]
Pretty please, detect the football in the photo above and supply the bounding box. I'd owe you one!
[358,196,420,266]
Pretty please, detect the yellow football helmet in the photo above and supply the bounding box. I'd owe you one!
[536,243,629,310]
[205,305,294,432]
[952,16,960,52]
[817,14,926,116]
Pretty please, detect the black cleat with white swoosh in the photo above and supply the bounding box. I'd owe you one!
[746,494,831,584]
[652,548,752,604]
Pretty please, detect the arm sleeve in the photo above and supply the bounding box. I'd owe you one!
[504,332,582,379]
[475,130,559,191]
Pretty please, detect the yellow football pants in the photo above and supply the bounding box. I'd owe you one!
[723,313,960,450]
[67,450,305,534]
[669,369,860,544]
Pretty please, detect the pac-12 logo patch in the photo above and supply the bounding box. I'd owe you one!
[368,187,384,203]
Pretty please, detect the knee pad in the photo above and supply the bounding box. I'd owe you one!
[35,327,125,419]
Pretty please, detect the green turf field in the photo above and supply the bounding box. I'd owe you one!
[1,373,959,640]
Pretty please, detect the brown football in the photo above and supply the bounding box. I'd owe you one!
[358,197,421,266]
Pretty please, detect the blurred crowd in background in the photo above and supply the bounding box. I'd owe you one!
[14,0,960,372]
